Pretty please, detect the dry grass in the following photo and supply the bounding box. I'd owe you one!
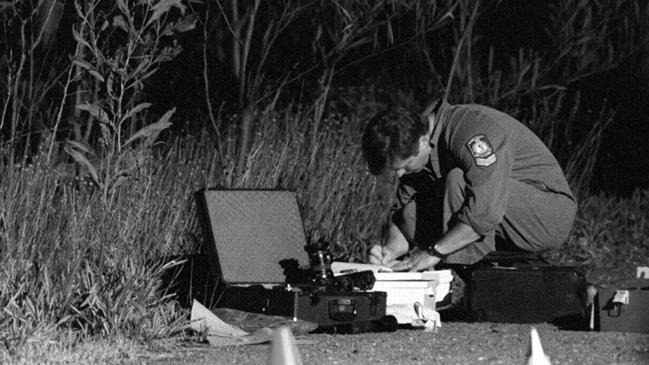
[545,189,649,286]
[0,333,183,365]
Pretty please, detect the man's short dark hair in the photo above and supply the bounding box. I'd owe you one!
[362,107,428,175]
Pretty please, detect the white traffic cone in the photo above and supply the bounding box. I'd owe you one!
[267,326,303,365]
[526,326,552,365]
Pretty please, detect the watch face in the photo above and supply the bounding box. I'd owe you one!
[427,245,445,259]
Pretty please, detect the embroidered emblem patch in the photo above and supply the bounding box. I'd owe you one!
[466,134,496,167]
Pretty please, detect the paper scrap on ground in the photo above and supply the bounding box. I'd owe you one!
[189,300,317,347]
[206,328,274,347]
[205,328,316,347]
[190,299,249,337]
[212,307,318,335]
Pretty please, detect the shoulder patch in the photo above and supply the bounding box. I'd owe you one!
[466,134,496,167]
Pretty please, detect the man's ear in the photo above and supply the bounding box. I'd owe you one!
[419,134,429,146]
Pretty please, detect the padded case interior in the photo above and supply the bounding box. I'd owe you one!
[198,190,310,284]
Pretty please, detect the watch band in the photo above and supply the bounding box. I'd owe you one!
[426,244,447,259]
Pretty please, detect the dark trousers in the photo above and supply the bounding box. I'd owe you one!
[397,168,577,265]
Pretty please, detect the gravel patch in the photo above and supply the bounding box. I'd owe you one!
[145,322,649,365]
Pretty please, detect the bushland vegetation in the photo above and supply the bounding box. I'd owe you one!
[1,0,648,361]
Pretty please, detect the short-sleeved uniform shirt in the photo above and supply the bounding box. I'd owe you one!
[392,100,575,240]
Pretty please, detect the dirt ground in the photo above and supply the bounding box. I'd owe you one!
[142,322,649,365]
[143,256,649,365]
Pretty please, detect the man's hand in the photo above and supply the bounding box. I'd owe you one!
[391,248,440,272]
[367,222,410,266]
[368,244,401,266]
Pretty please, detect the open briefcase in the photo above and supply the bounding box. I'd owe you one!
[195,189,397,332]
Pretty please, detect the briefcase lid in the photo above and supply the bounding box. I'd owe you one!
[196,189,311,284]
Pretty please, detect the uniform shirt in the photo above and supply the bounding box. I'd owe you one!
[393,100,575,236]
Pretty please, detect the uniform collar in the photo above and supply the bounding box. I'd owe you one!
[425,99,449,145]
[422,99,450,178]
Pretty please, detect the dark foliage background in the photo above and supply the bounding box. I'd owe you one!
[2,0,648,193]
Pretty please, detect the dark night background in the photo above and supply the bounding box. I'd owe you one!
[2,0,648,194]
[172,0,649,194]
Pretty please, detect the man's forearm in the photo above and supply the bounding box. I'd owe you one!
[433,221,482,256]
[385,222,410,257]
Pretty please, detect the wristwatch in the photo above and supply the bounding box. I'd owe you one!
[426,244,447,260]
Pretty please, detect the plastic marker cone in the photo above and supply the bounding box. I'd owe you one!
[267,326,303,365]
[526,326,552,365]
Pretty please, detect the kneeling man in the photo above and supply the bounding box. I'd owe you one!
[363,100,577,271]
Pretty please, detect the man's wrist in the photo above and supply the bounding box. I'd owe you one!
[426,244,447,260]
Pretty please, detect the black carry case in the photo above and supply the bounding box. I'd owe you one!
[217,285,390,328]
[195,189,394,332]
[465,255,589,326]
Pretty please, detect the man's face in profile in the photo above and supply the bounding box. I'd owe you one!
[389,135,431,177]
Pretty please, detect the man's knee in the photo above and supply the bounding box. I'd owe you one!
[500,186,577,252]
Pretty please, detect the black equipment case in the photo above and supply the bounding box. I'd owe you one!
[195,189,394,331]
[465,259,589,326]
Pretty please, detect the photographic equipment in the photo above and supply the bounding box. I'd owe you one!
[195,189,396,333]
[305,240,376,292]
